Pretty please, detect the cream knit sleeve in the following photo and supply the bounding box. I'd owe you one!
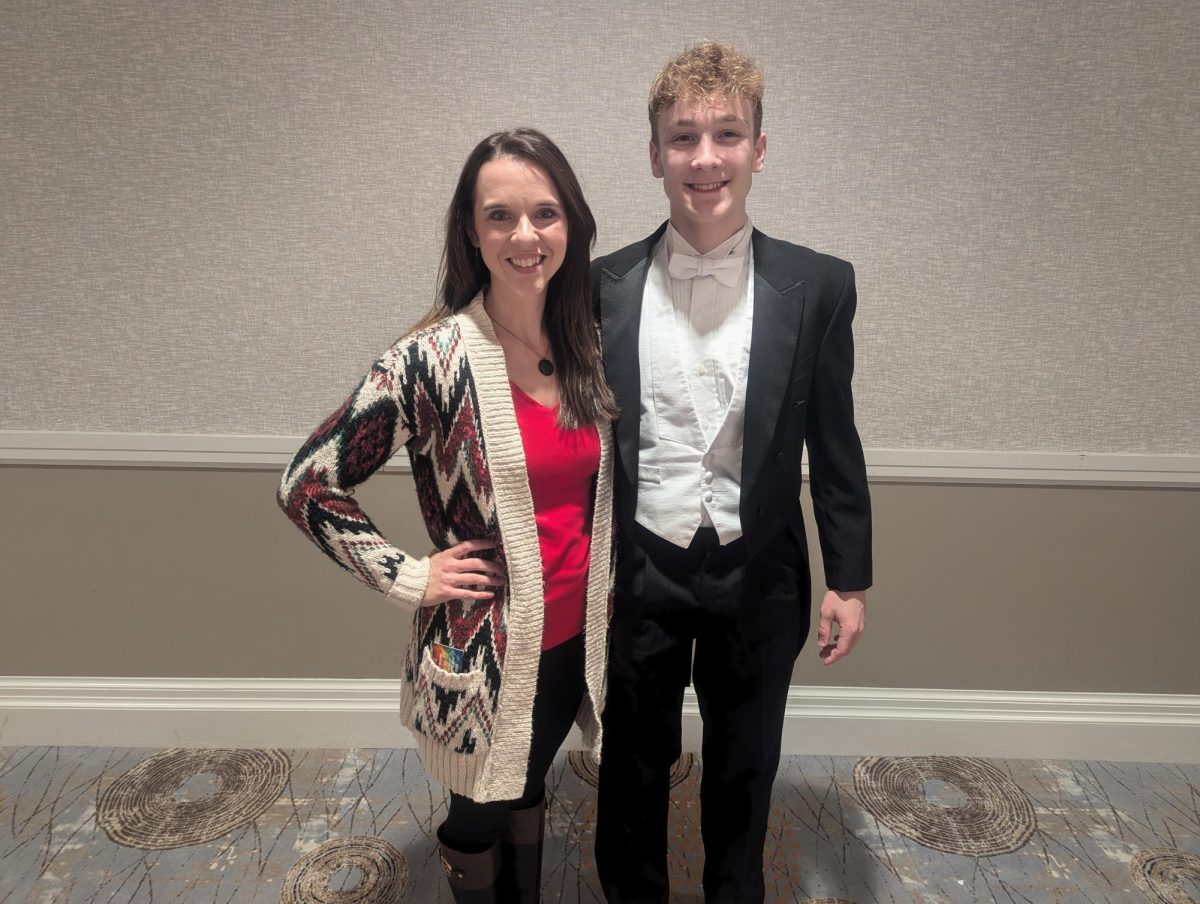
[277,341,430,610]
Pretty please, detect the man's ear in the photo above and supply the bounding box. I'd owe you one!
[649,139,664,179]
[752,132,767,174]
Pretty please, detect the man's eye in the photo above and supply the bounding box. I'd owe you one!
[672,134,694,144]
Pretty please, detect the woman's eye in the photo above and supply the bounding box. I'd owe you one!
[536,208,558,220]
[488,210,510,221]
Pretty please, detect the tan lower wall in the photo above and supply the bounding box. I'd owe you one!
[2,466,1197,693]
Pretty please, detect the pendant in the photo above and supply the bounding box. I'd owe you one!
[538,358,554,376]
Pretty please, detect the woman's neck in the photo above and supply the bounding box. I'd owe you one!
[484,285,546,342]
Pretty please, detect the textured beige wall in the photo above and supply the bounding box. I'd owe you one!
[3,466,1197,693]
[1,1,1198,452]
[2,1,1198,694]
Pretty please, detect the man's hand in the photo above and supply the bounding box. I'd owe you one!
[816,589,866,666]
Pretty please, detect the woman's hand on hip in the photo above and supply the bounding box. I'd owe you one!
[420,539,506,606]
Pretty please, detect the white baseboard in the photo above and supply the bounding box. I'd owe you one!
[2,430,1198,485]
[767,687,1200,763]
[2,678,1197,763]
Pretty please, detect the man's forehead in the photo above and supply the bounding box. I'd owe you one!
[660,95,754,127]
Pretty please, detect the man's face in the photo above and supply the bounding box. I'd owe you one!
[650,94,766,249]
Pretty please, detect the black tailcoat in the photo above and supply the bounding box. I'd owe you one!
[594,223,872,591]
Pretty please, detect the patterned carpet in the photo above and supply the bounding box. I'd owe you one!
[1,746,1197,902]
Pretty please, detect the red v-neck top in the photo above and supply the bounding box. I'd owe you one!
[510,381,600,650]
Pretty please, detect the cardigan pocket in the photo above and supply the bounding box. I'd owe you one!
[410,645,494,757]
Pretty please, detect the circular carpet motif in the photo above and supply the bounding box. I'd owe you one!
[853,756,1035,857]
[97,748,290,849]
[1131,848,1200,904]
[281,835,408,904]
[568,750,696,789]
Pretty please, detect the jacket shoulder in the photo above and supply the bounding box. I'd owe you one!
[754,232,852,277]
[592,244,643,277]
[592,223,670,280]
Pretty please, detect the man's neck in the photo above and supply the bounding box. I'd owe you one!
[669,217,748,255]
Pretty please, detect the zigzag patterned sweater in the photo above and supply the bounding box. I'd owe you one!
[278,295,614,802]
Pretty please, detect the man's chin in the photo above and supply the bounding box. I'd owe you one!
[685,203,735,225]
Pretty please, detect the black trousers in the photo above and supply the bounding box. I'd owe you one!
[439,633,585,852]
[596,525,810,904]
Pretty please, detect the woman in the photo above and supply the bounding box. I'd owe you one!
[277,128,617,902]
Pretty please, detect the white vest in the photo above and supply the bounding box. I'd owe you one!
[635,233,754,548]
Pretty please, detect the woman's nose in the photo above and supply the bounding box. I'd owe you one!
[512,215,537,241]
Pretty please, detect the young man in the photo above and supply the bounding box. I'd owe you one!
[593,42,873,902]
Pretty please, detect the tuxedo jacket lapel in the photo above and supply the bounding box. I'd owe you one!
[742,230,806,499]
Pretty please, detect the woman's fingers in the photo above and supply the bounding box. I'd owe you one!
[455,587,498,600]
[450,538,496,555]
[444,539,505,583]
[446,557,506,582]
[420,539,506,606]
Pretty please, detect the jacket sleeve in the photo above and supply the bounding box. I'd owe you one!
[276,341,431,610]
[805,261,873,591]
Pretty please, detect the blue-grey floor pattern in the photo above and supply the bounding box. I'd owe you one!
[1,746,1197,902]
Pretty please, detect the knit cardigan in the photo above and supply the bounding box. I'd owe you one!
[277,295,614,802]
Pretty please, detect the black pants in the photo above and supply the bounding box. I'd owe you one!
[438,633,585,852]
[596,525,810,904]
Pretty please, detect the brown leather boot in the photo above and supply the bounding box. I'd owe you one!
[499,797,545,903]
[437,834,501,903]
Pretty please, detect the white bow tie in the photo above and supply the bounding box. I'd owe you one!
[668,252,743,287]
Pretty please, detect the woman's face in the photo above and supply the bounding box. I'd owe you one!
[470,155,568,306]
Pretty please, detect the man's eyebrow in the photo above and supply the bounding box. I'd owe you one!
[666,114,746,128]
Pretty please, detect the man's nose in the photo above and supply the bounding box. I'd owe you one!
[692,136,720,168]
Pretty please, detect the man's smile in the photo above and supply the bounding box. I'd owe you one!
[686,180,729,193]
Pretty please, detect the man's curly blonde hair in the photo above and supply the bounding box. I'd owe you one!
[648,41,765,143]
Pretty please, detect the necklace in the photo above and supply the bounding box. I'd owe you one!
[487,309,555,376]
